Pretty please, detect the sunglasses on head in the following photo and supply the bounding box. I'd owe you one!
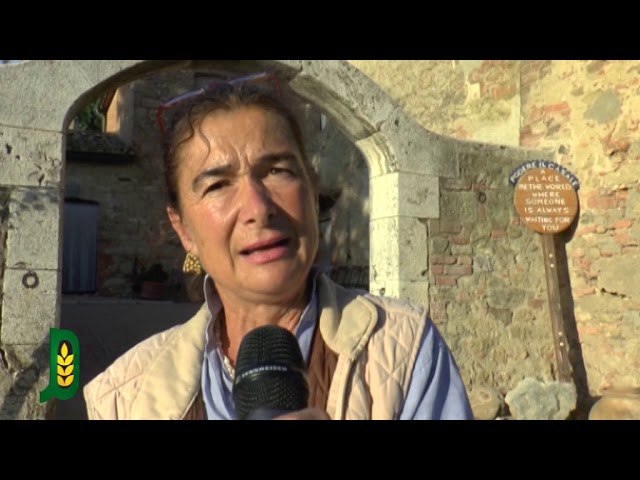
[155,70,281,136]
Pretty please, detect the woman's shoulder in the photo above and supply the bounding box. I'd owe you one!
[362,291,427,319]
[83,304,209,418]
[320,272,429,323]
[84,324,183,402]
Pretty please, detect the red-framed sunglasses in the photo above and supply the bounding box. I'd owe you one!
[155,70,281,136]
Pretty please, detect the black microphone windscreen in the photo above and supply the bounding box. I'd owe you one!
[232,325,309,420]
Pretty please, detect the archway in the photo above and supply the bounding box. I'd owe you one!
[1,60,445,419]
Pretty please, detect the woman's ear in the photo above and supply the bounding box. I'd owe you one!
[167,206,197,256]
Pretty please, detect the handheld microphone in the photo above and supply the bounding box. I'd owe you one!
[232,325,309,420]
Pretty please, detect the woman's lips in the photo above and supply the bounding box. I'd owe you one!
[239,237,291,264]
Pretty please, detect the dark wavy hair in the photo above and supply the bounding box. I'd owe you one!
[160,81,319,302]
[162,82,318,213]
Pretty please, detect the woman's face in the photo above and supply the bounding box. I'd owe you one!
[168,105,319,304]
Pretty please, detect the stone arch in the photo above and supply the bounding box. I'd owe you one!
[0,59,464,419]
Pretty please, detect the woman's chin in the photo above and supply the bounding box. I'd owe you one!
[241,264,309,296]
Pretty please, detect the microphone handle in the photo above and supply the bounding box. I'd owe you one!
[243,407,293,420]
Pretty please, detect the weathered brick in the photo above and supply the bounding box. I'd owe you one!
[529,298,545,310]
[570,247,586,258]
[614,232,638,246]
[575,286,596,297]
[544,102,571,115]
[613,219,633,229]
[439,221,463,234]
[450,234,471,245]
[615,189,630,201]
[458,255,473,265]
[602,135,631,155]
[430,264,444,275]
[523,105,545,125]
[576,224,598,237]
[442,178,471,190]
[435,275,457,287]
[430,255,457,265]
[587,191,618,210]
[430,299,448,311]
[520,130,545,147]
[490,83,517,100]
[521,72,539,87]
[456,290,472,301]
[444,264,473,276]
[578,259,593,273]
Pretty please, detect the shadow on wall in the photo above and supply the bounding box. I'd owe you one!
[556,209,595,419]
[0,340,52,420]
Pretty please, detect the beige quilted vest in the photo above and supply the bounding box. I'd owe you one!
[83,274,427,420]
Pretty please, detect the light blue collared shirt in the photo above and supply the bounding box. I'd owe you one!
[200,268,473,420]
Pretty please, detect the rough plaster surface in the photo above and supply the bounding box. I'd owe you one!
[1,268,60,344]
[0,127,64,188]
[5,188,62,271]
[370,216,429,283]
[370,172,439,220]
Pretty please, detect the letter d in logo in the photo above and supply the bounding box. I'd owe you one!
[39,328,80,403]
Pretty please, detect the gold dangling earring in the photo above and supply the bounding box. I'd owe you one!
[183,252,203,274]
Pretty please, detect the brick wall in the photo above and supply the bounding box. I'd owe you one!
[350,59,640,397]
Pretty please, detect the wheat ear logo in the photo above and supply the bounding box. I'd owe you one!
[39,328,80,402]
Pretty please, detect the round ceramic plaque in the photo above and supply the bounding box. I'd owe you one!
[513,168,578,234]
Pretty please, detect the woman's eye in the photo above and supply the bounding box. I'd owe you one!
[204,182,225,194]
[269,167,296,177]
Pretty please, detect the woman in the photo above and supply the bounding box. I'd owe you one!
[83,75,473,420]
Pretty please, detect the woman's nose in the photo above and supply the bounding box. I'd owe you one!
[237,176,277,225]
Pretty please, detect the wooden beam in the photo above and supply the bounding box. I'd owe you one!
[541,233,573,382]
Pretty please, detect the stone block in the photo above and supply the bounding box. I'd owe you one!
[440,191,479,223]
[370,217,428,282]
[505,378,577,420]
[290,60,396,141]
[370,172,439,220]
[468,384,504,420]
[379,108,459,177]
[0,127,63,188]
[595,254,640,300]
[0,60,90,132]
[354,132,397,177]
[1,268,60,344]
[5,187,62,270]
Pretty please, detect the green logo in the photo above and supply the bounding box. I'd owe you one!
[39,328,80,402]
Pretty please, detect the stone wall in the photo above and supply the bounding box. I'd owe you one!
[349,60,640,398]
[429,142,558,399]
